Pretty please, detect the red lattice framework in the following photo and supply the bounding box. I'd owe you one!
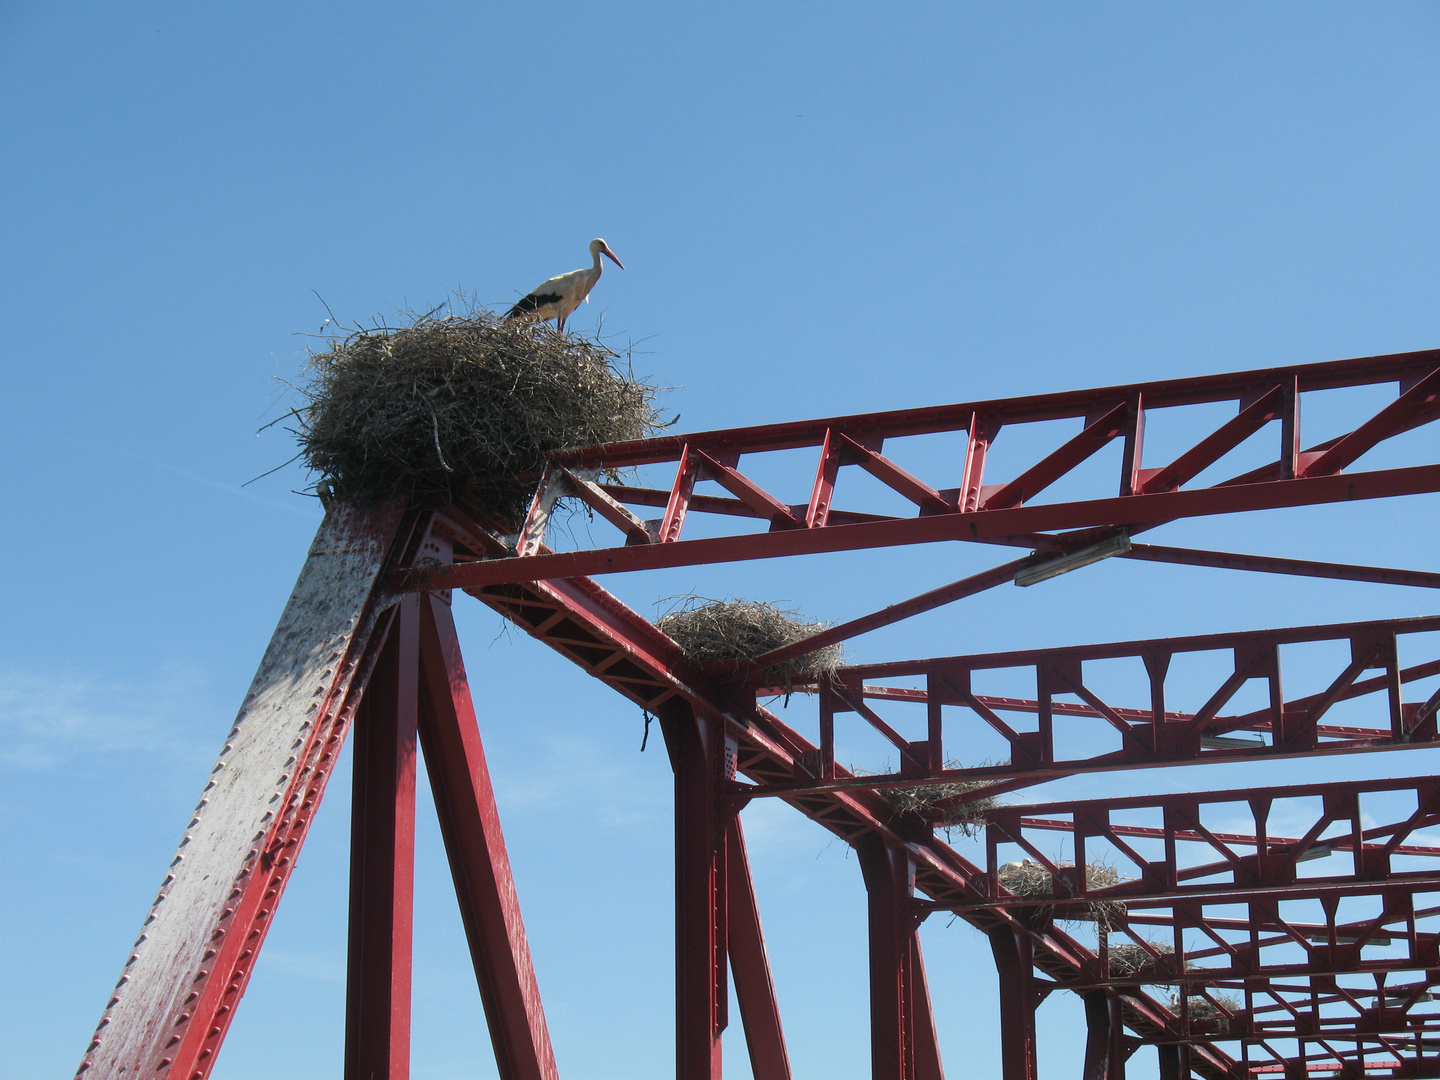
[76,348,1440,1080]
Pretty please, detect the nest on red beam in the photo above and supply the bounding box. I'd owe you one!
[1106,941,1186,982]
[878,761,999,837]
[1184,993,1242,1033]
[656,598,844,685]
[298,303,661,524]
[997,859,1128,930]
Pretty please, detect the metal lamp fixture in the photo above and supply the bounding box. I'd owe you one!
[1200,733,1267,750]
[1014,532,1132,588]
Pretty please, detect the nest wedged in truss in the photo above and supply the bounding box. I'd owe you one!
[1183,993,1242,1034]
[996,859,1128,930]
[1105,941,1181,982]
[878,762,1000,837]
[298,304,661,524]
[656,598,843,683]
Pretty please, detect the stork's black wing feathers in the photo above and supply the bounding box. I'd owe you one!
[505,291,562,318]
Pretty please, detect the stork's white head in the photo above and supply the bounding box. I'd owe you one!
[590,238,625,270]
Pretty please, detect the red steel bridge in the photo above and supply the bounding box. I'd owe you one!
[76,348,1440,1080]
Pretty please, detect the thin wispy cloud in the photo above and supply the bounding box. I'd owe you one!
[73,440,317,518]
[0,664,224,771]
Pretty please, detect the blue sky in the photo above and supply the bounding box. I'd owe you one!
[3,4,1440,1079]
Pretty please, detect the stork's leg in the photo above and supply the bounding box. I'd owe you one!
[554,313,566,335]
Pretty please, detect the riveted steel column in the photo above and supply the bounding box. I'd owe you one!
[416,591,558,1080]
[988,927,1038,1080]
[1157,1043,1188,1080]
[344,593,421,1080]
[859,836,944,1080]
[1082,991,1125,1080]
[726,816,792,1080]
[662,701,726,1080]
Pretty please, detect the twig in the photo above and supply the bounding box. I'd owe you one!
[429,407,454,472]
[241,450,305,487]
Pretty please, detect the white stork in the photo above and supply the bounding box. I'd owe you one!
[505,238,624,333]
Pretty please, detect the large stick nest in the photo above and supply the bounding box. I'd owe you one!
[1184,993,1242,1033]
[656,598,843,683]
[298,305,661,522]
[1106,941,1178,981]
[879,763,998,837]
[997,859,1128,929]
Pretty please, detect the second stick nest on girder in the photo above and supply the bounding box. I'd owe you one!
[298,304,661,523]
[879,764,998,837]
[1183,993,1242,1033]
[657,598,844,683]
[1106,941,1180,981]
[997,859,1128,929]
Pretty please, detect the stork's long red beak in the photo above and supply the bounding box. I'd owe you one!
[602,247,625,270]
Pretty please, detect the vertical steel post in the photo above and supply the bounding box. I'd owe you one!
[1082,991,1126,1080]
[726,817,792,1080]
[1156,1043,1188,1080]
[858,836,945,1080]
[344,593,421,1080]
[662,701,726,1080]
[416,592,559,1080]
[908,936,944,1080]
[988,927,1038,1080]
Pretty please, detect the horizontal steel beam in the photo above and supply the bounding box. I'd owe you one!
[399,464,1440,589]
[549,349,1440,469]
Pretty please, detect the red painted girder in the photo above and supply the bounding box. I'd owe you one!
[838,433,954,513]
[1059,952,1440,989]
[1123,543,1440,590]
[1119,906,1431,935]
[444,531,1234,1076]
[692,447,804,527]
[598,482,889,527]
[1137,386,1284,494]
[1081,991,1126,1080]
[77,505,414,1080]
[730,736,1425,802]
[403,463,1440,589]
[1017,817,1440,859]
[457,573,1221,1073]
[959,874,1440,913]
[842,612,1440,679]
[1048,955,1440,990]
[858,837,945,1080]
[524,485,1440,595]
[662,702,726,1080]
[743,544,1440,680]
[557,469,653,544]
[1301,367,1440,477]
[416,593,559,1080]
[742,556,1032,673]
[980,400,1130,511]
[995,772,1440,818]
[974,777,1440,901]
[725,818,792,1080]
[549,349,1440,470]
[787,685,1398,744]
[988,927,1039,1080]
[736,640,1440,798]
[344,595,420,1080]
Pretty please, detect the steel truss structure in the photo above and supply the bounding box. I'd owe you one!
[77,349,1440,1080]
